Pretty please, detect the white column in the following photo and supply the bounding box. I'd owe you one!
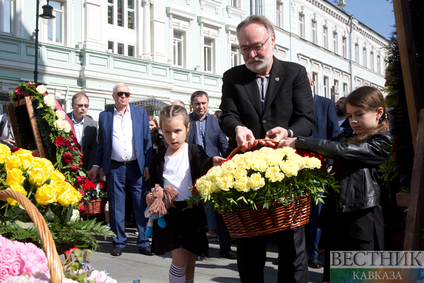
[142,0,152,60]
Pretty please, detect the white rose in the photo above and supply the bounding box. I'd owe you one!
[43,94,56,110]
[63,121,72,133]
[70,209,80,222]
[36,85,47,94]
[55,110,66,120]
[54,119,65,131]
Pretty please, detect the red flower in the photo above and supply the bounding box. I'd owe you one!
[63,152,73,163]
[63,138,71,147]
[76,176,87,186]
[32,153,39,157]
[70,165,79,172]
[82,179,96,190]
[55,136,64,147]
[11,147,20,152]
[79,190,85,197]
[99,181,106,189]
[64,246,78,255]
[79,160,84,166]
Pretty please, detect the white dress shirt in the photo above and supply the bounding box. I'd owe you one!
[111,106,136,162]
[71,114,84,144]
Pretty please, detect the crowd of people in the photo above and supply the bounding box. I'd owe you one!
[1,14,394,283]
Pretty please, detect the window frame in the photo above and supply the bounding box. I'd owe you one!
[311,20,317,44]
[276,1,283,29]
[0,0,12,34]
[299,13,305,38]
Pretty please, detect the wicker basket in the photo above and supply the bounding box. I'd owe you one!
[80,199,105,216]
[220,139,311,238]
[0,190,63,283]
[220,196,311,238]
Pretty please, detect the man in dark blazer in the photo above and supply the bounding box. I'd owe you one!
[188,90,235,260]
[306,74,340,269]
[67,92,98,170]
[220,15,315,283]
[88,83,152,257]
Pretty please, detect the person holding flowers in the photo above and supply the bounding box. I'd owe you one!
[281,86,393,282]
[145,105,225,283]
[219,15,315,283]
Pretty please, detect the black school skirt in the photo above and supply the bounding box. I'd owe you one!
[151,201,208,256]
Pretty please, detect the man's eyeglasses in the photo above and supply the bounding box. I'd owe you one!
[238,33,273,55]
[116,92,130,97]
[73,103,89,108]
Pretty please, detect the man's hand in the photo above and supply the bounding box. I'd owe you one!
[279,137,297,148]
[88,167,99,180]
[213,156,226,166]
[259,127,289,148]
[143,167,150,181]
[235,126,258,152]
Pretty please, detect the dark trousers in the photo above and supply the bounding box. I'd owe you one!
[216,212,231,252]
[106,161,149,249]
[237,226,308,283]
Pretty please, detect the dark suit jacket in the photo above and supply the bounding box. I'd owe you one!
[188,112,228,157]
[309,94,341,140]
[220,57,315,152]
[93,105,152,174]
[67,113,98,170]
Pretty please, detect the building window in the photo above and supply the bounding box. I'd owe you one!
[312,72,318,94]
[324,76,329,98]
[231,0,240,8]
[128,0,134,29]
[108,41,114,52]
[118,43,124,55]
[47,1,63,43]
[323,26,328,49]
[355,44,359,63]
[1,0,12,33]
[343,83,348,96]
[173,31,184,67]
[276,1,283,29]
[231,45,240,67]
[333,32,338,54]
[342,37,347,57]
[311,21,317,44]
[377,55,381,74]
[128,45,135,57]
[117,0,123,26]
[370,51,374,71]
[299,13,305,38]
[204,37,214,72]
[363,47,367,67]
[108,0,114,24]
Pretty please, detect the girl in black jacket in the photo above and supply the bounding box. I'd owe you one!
[281,86,393,282]
[145,105,225,283]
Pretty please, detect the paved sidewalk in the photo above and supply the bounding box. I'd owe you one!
[85,228,324,283]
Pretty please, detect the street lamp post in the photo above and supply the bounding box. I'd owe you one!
[34,0,55,84]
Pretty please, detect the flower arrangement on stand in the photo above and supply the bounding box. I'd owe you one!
[1,82,114,255]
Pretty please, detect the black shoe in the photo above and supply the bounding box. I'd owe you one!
[138,246,154,256]
[220,250,237,259]
[196,254,206,261]
[110,247,123,256]
[308,257,322,269]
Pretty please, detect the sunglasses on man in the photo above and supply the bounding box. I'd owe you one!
[116,92,130,97]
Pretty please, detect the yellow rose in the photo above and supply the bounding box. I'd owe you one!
[27,168,50,186]
[5,184,27,206]
[13,149,34,170]
[280,162,299,177]
[49,170,66,182]
[265,166,285,182]
[234,175,249,192]
[0,144,11,163]
[248,172,265,191]
[4,168,25,186]
[30,157,54,172]
[305,157,321,169]
[195,177,213,197]
[57,183,82,207]
[35,183,58,205]
[5,155,21,171]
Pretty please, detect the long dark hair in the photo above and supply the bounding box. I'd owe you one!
[345,86,389,144]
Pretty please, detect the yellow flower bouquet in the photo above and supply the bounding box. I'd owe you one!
[189,146,338,213]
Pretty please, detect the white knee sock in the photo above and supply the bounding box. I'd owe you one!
[169,263,186,283]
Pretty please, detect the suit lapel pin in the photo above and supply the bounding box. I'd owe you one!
[275,77,280,82]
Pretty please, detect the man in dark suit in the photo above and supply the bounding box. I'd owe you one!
[188,90,235,260]
[67,92,98,170]
[219,15,315,283]
[306,74,340,269]
[88,83,153,257]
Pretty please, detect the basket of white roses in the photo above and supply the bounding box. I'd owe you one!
[188,140,338,238]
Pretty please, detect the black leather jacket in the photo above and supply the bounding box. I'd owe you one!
[296,132,393,213]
